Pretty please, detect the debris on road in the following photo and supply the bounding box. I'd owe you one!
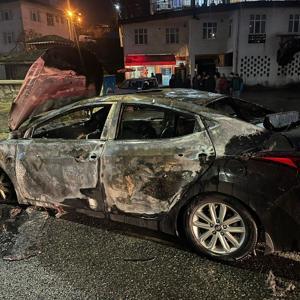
[266,270,296,298]
[0,205,49,261]
[123,256,156,262]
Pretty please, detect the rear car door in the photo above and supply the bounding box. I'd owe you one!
[102,103,215,216]
[15,103,114,212]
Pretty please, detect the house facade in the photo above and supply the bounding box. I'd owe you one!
[119,1,300,87]
[0,0,69,55]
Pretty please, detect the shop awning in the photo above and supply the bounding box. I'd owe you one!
[125,54,176,66]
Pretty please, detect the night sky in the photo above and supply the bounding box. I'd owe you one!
[72,0,115,25]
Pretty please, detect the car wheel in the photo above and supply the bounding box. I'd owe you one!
[184,195,258,261]
[0,172,15,203]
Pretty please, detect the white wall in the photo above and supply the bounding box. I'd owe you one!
[121,16,190,57]
[20,0,69,40]
[236,6,300,86]
[0,1,23,54]
[121,4,300,86]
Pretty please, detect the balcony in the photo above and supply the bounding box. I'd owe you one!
[151,0,284,14]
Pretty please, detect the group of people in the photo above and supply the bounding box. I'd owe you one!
[169,72,244,97]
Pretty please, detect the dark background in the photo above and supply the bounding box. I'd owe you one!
[73,0,115,25]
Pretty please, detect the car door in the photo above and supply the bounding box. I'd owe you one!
[15,103,115,212]
[102,102,216,216]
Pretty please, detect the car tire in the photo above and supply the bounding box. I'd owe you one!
[183,195,258,261]
[0,171,15,204]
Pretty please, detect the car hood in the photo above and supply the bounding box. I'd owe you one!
[8,46,103,131]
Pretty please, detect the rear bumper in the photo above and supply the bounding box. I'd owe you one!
[262,186,300,253]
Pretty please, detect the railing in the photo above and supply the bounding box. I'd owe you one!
[151,0,285,13]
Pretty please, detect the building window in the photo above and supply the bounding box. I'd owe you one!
[3,32,14,44]
[203,22,217,40]
[55,15,59,23]
[1,10,13,21]
[288,14,299,33]
[47,13,54,26]
[249,14,266,34]
[229,19,232,38]
[134,29,148,45]
[61,17,65,24]
[166,28,179,44]
[30,10,41,22]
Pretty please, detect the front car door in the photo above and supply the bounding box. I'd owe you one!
[15,103,115,213]
[102,102,215,216]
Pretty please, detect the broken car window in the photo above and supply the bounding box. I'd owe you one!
[117,104,198,140]
[207,97,273,123]
[32,105,112,140]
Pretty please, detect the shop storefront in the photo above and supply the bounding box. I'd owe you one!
[125,54,187,86]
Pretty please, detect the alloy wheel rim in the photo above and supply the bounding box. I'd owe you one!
[191,202,246,255]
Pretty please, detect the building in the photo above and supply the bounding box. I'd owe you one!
[0,0,69,55]
[119,1,300,87]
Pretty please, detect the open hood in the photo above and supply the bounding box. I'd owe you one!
[8,46,103,131]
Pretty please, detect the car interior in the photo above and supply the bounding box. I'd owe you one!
[207,97,273,123]
[32,105,112,140]
[117,104,198,140]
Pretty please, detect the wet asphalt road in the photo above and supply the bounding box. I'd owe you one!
[0,213,299,300]
[243,85,300,112]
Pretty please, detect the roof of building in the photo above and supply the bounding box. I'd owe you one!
[0,49,45,64]
[120,1,300,24]
[26,35,73,45]
[0,0,64,12]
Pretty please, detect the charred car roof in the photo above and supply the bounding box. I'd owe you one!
[17,93,221,133]
[137,88,225,105]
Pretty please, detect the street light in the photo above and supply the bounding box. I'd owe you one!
[65,8,83,41]
[66,10,74,18]
[114,3,121,12]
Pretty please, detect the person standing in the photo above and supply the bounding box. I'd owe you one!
[215,72,221,93]
[192,74,198,89]
[202,72,208,91]
[184,75,191,88]
[228,72,234,95]
[219,73,228,94]
[232,73,243,98]
[169,74,176,88]
[205,73,216,92]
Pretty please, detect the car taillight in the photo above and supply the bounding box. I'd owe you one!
[257,156,300,170]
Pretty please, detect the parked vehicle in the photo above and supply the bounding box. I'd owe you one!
[1,47,299,262]
[116,78,159,94]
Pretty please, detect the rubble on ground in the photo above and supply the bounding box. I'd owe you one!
[0,204,49,261]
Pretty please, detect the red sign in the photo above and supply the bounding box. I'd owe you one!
[125,54,176,66]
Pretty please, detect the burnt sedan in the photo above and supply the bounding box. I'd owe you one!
[1,91,300,261]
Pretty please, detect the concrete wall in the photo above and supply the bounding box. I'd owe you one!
[0,1,23,54]
[121,16,190,57]
[237,6,300,87]
[0,80,22,102]
[0,1,69,55]
[20,0,69,41]
[121,4,300,87]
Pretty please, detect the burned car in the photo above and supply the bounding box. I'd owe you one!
[0,47,300,262]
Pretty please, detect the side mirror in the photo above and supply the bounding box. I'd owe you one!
[263,111,299,130]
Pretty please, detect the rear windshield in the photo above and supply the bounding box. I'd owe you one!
[207,97,274,123]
